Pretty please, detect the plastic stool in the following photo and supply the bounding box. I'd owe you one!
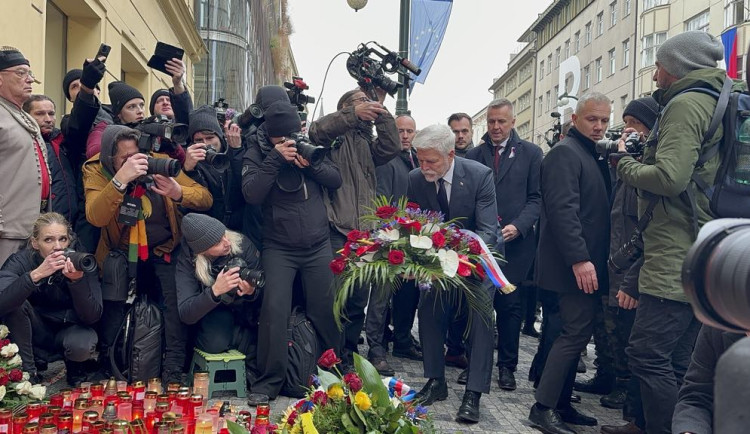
[189,348,247,398]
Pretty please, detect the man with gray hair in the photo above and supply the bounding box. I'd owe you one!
[407,124,497,424]
[529,92,612,434]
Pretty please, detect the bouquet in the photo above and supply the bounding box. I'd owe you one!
[331,197,514,327]
[0,324,46,408]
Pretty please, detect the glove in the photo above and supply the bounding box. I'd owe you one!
[80,58,106,90]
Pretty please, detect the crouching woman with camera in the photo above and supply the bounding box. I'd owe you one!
[0,212,102,385]
[176,213,262,384]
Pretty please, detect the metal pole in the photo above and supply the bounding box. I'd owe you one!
[395,0,410,115]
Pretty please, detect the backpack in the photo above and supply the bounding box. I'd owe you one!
[109,289,164,383]
[280,306,319,398]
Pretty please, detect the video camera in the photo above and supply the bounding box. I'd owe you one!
[133,115,184,180]
[346,42,421,100]
[544,112,563,148]
[285,77,315,114]
[213,257,265,305]
[213,98,229,126]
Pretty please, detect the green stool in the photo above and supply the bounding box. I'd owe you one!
[189,348,247,398]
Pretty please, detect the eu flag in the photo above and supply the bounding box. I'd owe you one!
[409,0,453,92]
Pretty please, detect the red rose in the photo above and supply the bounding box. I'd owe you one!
[406,202,420,210]
[347,230,369,242]
[375,205,399,219]
[286,409,297,426]
[367,242,381,253]
[468,239,482,255]
[312,390,328,406]
[448,234,462,248]
[343,373,363,392]
[0,339,10,348]
[8,369,22,382]
[329,258,347,275]
[0,375,8,387]
[474,262,486,280]
[431,232,446,248]
[317,348,342,369]
[388,250,405,265]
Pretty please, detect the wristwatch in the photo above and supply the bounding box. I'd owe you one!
[112,177,126,193]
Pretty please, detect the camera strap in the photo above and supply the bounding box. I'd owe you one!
[636,195,660,233]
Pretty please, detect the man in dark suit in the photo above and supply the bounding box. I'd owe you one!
[528,92,612,434]
[467,98,542,391]
[408,124,497,424]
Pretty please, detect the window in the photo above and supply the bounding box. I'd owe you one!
[738,55,745,81]
[539,60,545,79]
[644,0,667,10]
[518,122,531,140]
[520,62,533,82]
[554,85,559,102]
[685,10,710,32]
[608,49,616,75]
[642,32,667,67]
[583,65,591,89]
[547,54,553,75]
[610,1,618,27]
[595,57,603,83]
[624,0,631,16]
[585,22,592,45]
[538,96,544,116]
[622,39,630,67]
[518,91,532,112]
[724,0,747,27]
[506,76,517,93]
[564,40,571,59]
[621,95,628,113]
[546,90,551,111]
[596,12,604,37]
[555,47,561,69]
[574,32,581,53]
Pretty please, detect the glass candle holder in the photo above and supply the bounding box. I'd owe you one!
[72,399,89,433]
[131,404,144,422]
[143,392,157,414]
[0,409,12,434]
[23,422,40,434]
[40,424,58,434]
[57,413,72,434]
[132,382,146,404]
[147,379,162,395]
[194,415,211,434]
[90,385,104,399]
[116,403,132,423]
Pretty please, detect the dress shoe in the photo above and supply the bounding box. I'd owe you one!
[570,393,581,403]
[247,393,269,406]
[370,358,395,376]
[498,367,517,391]
[600,382,627,409]
[576,357,587,373]
[522,325,540,338]
[574,371,614,395]
[445,353,469,369]
[528,404,577,434]
[600,422,645,434]
[455,390,481,423]
[411,336,422,352]
[457,369,468,385]
[558,405,597,426]
[414,378,448,405]
[392,345,422,361]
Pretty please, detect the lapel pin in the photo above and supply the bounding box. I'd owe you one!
[509,146,516,159]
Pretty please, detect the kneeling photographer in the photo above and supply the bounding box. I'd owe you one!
[83,125,212,383]
[241,101,342,404]
[175,213,262,386]
[181,105,245,231]
[0,212,102,385]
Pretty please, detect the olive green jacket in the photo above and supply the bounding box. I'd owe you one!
[617,68,745,303]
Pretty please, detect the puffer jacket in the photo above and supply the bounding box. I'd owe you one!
[617,68,746,302]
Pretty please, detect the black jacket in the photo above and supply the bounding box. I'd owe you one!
[175,234,261,327]
[607,178,642,304]
[241,125,342,249]
[375,149,418,202]
[44,129,80,226]
[536,128,611,293]
[466,130,542,283]
[0,246,102,325]
[61,91,107,172]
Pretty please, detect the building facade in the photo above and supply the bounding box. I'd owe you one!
[4,0,206,119]
[488,43,538,144]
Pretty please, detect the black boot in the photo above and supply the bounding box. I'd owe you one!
[573,370,614,395]
[600,377,628,409]
[415,378,448,405]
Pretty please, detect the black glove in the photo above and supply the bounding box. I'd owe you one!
[80,58,106,90]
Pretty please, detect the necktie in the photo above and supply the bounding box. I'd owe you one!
[408,151,416,169]
[437,178,450,219]
[493,145,505,173]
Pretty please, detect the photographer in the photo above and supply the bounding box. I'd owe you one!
[175,213,262,386]
[0,212,102,385]
[242,101,341,404]
[82,125,212,383]
[149,58,193,125]
[182,105,245,231]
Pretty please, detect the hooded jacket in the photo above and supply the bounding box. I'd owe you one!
[82,128,212,265]
[617,68,746,302]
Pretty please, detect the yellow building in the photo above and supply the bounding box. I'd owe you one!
[2,0,206,118]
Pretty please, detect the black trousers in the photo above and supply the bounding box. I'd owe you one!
[494,287,522,371]
[4,301,98,372]
[194,307,259,385]
[253,241,340,398]
[445,314,467,357]
[391,279,419,350]
[626,295,700,434]
[419,286,494,393]
[535,291,599,409]
[529,289,561,387]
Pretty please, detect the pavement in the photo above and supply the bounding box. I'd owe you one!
[42,325,626,433]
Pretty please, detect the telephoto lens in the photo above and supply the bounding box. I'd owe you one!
[62,248,98,273]
[682,218,750,332]
[204,147,230,171]
[146,156,181,177]
[289,132,326,165]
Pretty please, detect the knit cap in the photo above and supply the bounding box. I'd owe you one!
[0,47,29,71]
[149,89,171,116]
[108,81,144,117]
[188,105,223,140]
[182,213,226,253]
[656,31,724,78]
[62,69,83,101]
[622,97,659,131]
[264,101,301,137]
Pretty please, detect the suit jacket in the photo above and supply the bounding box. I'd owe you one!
[376,149,418,203]
[407,157,497,247]
[466,130,542,283]
[536,128,611,293]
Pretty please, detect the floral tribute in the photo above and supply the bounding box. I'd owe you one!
[273,350,434,433]
[331,197,514,327]
[0,325,46,408]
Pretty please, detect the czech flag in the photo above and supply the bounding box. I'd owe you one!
[722,27,739,79]
[461,230,516,294]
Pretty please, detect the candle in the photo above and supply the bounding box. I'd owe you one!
[27,403,43,423]
[173,393,189,416]
[81,412,98,433]
[90,421,105,434]
[153,423,169,434]
[144,413,156,434]
[131,404,144,422]
[39,414,55,427]
[57,413,72,434]
[191,373,208,402]
[133,382,146,404]
[116,393,131,404]
[147,379,162,395]
[60,390,74,410]
[188,395,202,418]
[90,385,104,398]
[72,399,89,433]
[104,379,117,397]
[169,425,183,434]
[23,422,40,434]
[40,424,58,434]
[49,395,64,409]
[194,415,211,434]
[166,384,180,394]
[116,403,131,423]
[0,409,11,434]
[111,421,128,434]
[13,414,29,434]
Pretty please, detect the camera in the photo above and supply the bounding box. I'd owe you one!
[285,77,315,114]
[146,156,181,177]
[135,115,189,160]
[346,42,421,98]
[62,248,98,273]
[217,257,265,304]
[682,218,750,333]
[289,132,326,165]
[203,146,230,172]
[596,132,643,157]
[213,98,229,125]
[545,112,563,147]
[609,228,644,273]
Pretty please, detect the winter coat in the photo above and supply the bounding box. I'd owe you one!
[375,149,418,202]
[308,106,400,234]
[607,178,642,305]
[44,129,79,225]
[0,246,102,325]
[617,68,746,302]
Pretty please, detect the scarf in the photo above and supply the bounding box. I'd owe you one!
[127,184,149,264]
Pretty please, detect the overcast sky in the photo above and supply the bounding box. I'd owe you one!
[288,0,552,127]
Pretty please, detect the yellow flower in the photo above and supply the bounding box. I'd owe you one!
[354,391,372,411]
[300,412,318,434]
[327,384,344,400]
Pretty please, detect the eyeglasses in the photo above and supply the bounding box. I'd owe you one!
[1,68,35,80]
[349,96,371,105]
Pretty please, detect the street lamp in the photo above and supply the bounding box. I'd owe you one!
[557,91,578,107]
[347,0,368,12]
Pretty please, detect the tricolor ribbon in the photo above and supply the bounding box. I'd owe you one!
[461,229,515,294]
[382,377,416,402]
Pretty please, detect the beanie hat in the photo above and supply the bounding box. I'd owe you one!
[656,31,724,78]
[255,85,290,111]
[63,69,83,101]
[100,124,138,175]
[188,105,223,140]
[264,101,301,137]
[149,89,171,116]
[181,213,226,254]
[108,81,144,117]
[337,89,361,110]
[623,97,659,131]
[0,47,29,71]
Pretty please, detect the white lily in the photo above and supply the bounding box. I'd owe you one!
[421,222,442,234]
[437,249,459,278]
[378,228,401,242]
[0,324,9,339]
[1,343,18,357]
[360,252,376,263]
[409,235,433,250]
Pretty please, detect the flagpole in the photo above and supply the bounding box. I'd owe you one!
[396,0,411,115]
